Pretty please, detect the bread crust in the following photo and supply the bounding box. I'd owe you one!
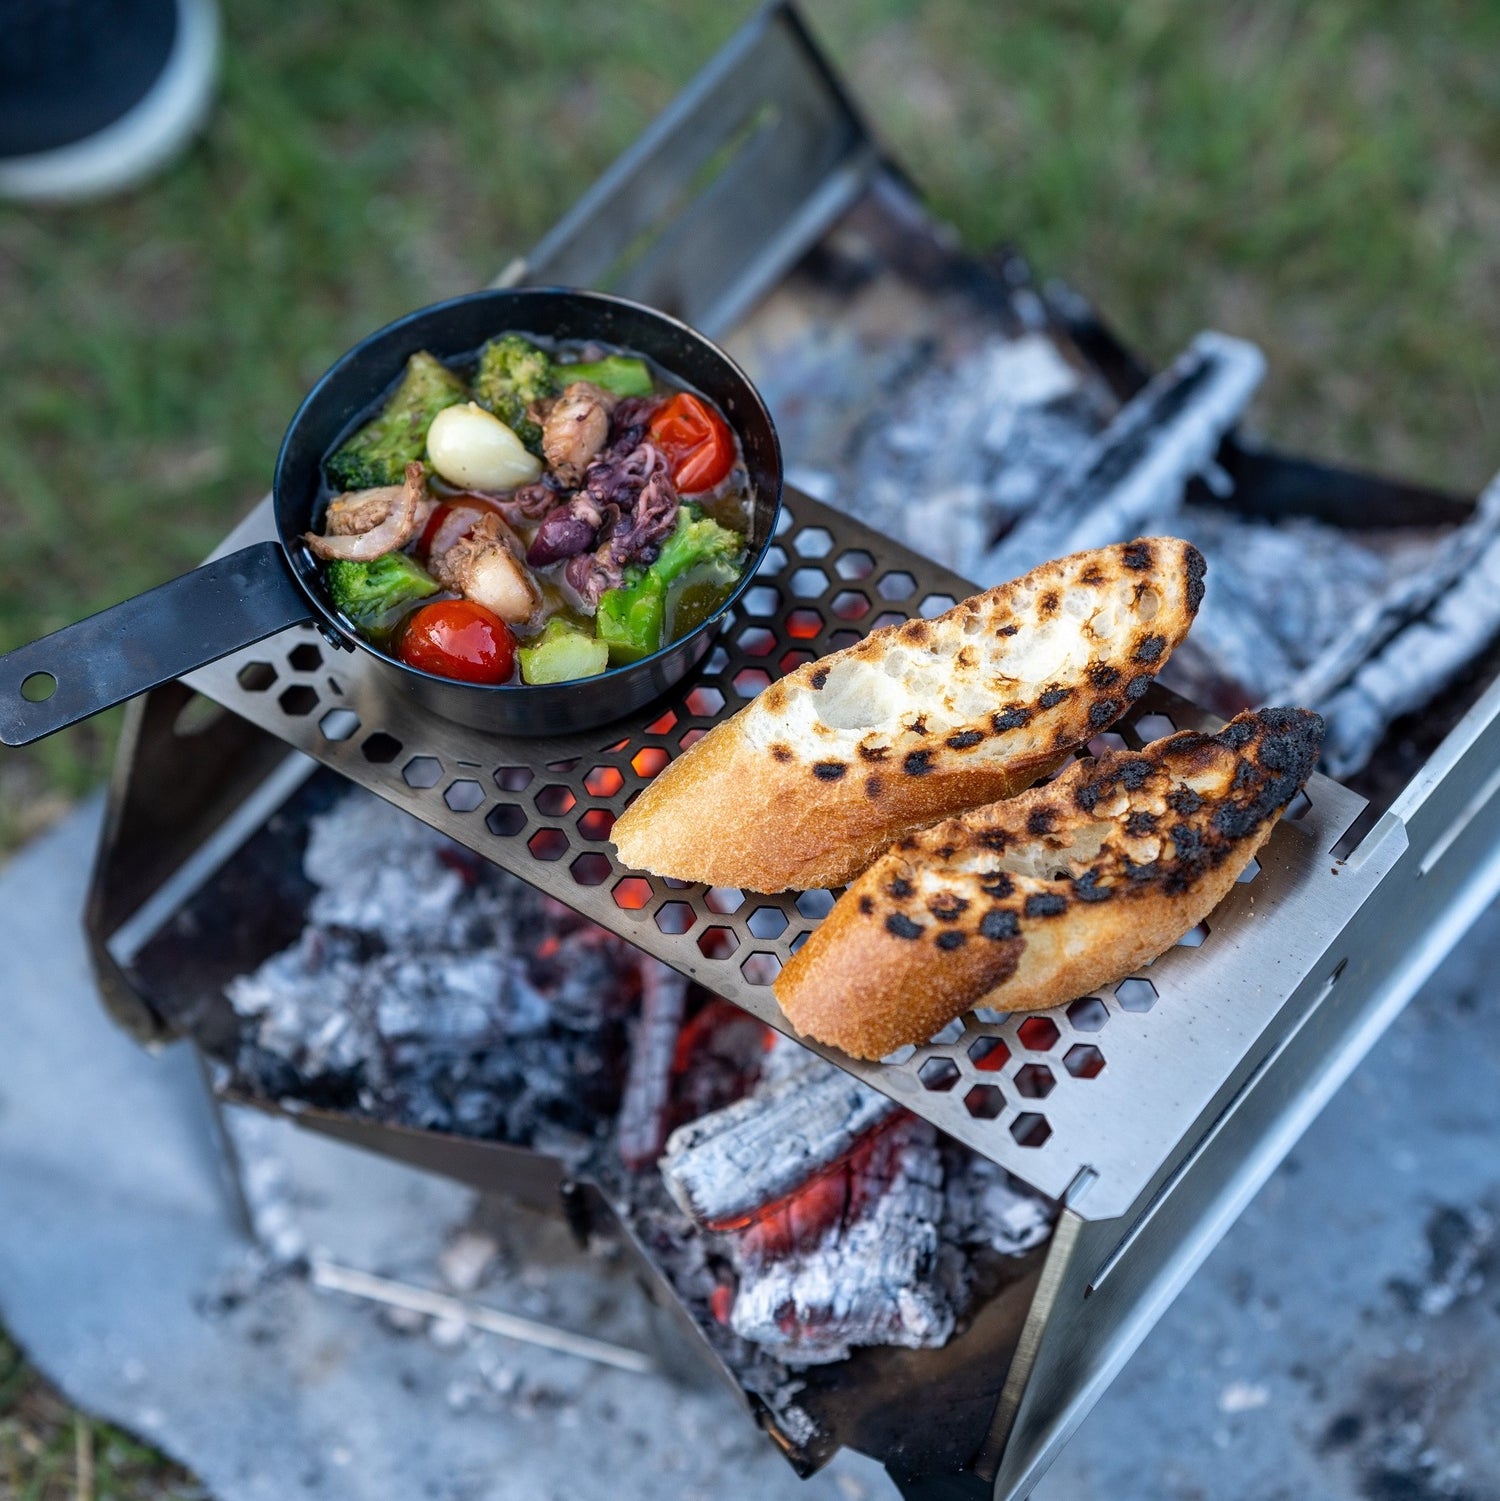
[774,708,1324,1060]
[612,537,1206,892]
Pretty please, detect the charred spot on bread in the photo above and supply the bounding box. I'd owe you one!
[1123,540,1154,571]
[1119,760,1151,790]
[997,623,1018,637]
[1027,808,1056,837]
[885,912,924,940]
[1038,686,1072,710]
[1089,697,1121,729]
[1079,565,1105,585]
[858,894,875,915]
[1089,663,1122,690]
[980,908,1020,941]
[1126,673,1153,700]
[1072,869,1113,903]
[810,667,829,690]
[889,875,914,899]
[1024,892,1068,918]
[770,744,793,763]
[865,774,883,799]
[764,683,788,714]
[901,620,931,644]
[1040,590,1060,615]
[909,715,929,737]
[857,743,888,762]
[1218,721,1255,750]
[992,706,1032,732]
[980,872,1015,898]
[936,929,968,951]
[1124,859,1158,882]
[1134,633,1167,663]
[946,729,985,750]
[1168,787,1203,815]
[904,749,934,776]
[813,761,847,781]
[1125,810,1157,837]
[1185,545,1207,612]
[1075,780,1102,815]
[978,829,1009,852]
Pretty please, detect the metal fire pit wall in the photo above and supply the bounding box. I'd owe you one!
[75,7,1500,1499]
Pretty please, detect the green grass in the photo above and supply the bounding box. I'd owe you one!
[0,1329,200,1501]
[0,3,1496,1471]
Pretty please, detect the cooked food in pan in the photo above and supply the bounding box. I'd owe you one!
[304,335,752,685]
[611,538,1205,891]
[774,707,1323,1060]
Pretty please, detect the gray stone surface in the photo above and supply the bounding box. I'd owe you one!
[2,799,1498,1501]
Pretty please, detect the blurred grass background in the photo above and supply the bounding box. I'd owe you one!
[1,0,1497,853]
[0,0,1496,1487]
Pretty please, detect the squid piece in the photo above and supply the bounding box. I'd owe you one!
[542,381,618,486]
[305,462,430,562]
[431,512,543,626]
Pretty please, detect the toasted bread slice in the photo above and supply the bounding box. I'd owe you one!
[774,708,1323,1059]
[612,537,1205,892]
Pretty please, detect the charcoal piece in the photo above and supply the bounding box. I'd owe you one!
[660,1040,898,1228]
[616,959,690,1171]
[983,331,1265,581]
[727,1117,953,1364]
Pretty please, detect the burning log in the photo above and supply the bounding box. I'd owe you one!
[659,1039,898,1229]
[615,958,689,1171]
[726,1114,953,1364]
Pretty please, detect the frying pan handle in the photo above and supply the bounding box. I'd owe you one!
[0,542,315,747]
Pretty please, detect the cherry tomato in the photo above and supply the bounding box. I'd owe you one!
[647,392,735,494]
[418,497,500,556]
[398,600,516,684]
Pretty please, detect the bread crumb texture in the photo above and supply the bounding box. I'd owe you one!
[774,707,1324,1060]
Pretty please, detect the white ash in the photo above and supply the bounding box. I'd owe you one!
[982,331,1265,581]
[1289,468,1500,777]
[660,1037,898,1227]
[225,790,636,1156]
[784,331,1109,578]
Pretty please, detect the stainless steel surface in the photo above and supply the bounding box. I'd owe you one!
[179,489,1395,1223]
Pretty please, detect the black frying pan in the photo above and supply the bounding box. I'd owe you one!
[0,288,783,745]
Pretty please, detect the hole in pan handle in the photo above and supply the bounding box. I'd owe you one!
[0,542,315,747]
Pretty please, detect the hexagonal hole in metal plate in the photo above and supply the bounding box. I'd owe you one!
[1066,996,1109,1033]
[877,571,916,601]
[831,591,869,621]
[795,889,836,920]
[919,1057,961,1092]
[705,886,744,915]
[577,808,615,841]
[612,876,653,910]
[1014,1063,1056,1099]
[527,828,569,861]
[747,906,789,940]
[535,784,576,817]
[964,1084,1004,1120]
[495,765,534,792]
[1018,1016,1060,1051]
[485,804,526,837]
[570,852,611,886]
[786,608,823,639]
[402,756,442,788]
[1064,1043,1106,1079]
[1115,976,1158,1012]
[919,593,956,619]
[655,902,695,935]
[288,643,323,672]
[443,779,484,813]
[790,567,828,599]
[737,625,776,657]
[361,731,402,764]
[685,685,725,716]
[968,1036,1009,1073]
[794,526,833,558]
[279,685,318,716]
[1010,1112,1052,1147]
[237,661,277,692]
[835,549,875,581]
[736,951,779,985]
[698,926,739,959]
[318,708,359,742]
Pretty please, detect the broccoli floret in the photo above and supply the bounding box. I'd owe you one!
[652,507,745,585]
[327,352,466,491]
[596,509,746,663]
[554,355,654,398]
[472,334,555,455]
[326,552,439,632]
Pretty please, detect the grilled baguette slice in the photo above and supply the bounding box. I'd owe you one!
[774,707,1323,1060]
[612,537,1205,892]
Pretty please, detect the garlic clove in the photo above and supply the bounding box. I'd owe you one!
[425,402,543,492]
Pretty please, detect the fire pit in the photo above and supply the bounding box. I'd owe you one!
[79,6,1500,1499]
